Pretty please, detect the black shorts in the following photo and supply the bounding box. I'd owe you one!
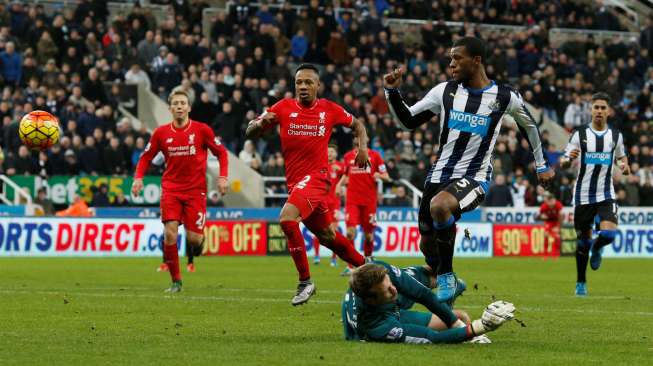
[574,199,618,233]
[418,178,486,235]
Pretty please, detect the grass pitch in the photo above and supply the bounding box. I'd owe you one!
[0,256,651,365]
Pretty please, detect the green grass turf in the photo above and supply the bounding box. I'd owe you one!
[0,257,651,365]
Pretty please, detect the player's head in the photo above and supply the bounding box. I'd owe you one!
[591,92,611,124]
[328,143,338,162]
[545,191,555,204]
[449,36,486,83]
[168,90,191,123]
[294,63,320,105]
[350,264,397,305]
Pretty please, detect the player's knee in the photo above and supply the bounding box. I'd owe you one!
[346,227,356,240]
[364,232,374,243]
[598,229,617,244]
[317,228,335,244]
[164,230,178,244]
[430,196,453,221]
[576,238,592,254]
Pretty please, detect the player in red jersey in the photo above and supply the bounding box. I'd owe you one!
[132,90,229,292]
[246,63,369,306]
[313,144,345,266]
[537,191,563,254]
[337,137,391,274]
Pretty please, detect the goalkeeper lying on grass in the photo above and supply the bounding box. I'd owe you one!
[342,261,515,344]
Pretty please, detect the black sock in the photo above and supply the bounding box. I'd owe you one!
[186,241,194,265]
[425,255,440,271]
[592,231,616,251]
[435,224,456,275]
[576,239,591,282]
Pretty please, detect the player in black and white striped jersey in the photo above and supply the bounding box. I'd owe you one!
[560,92,630,296]
[383,36,555,302]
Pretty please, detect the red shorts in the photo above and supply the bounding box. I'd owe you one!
[346,203,377,232]
[327,194,341,223]
[287,174,331,232]
[160,192,206,235]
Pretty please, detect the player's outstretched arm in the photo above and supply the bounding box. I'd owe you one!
[245,111,277,139]
[469,300,516,336]
[507,90,554,187]
[383,66,439,131]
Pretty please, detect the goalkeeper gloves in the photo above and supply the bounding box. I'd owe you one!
[470,300,516,335]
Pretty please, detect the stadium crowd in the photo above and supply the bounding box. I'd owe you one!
[1,0,653,208]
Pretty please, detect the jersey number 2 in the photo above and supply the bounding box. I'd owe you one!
[296,175,311,189]
[196,212,206,229]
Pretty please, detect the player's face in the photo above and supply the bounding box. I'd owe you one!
[591,100,609,124]
[449,46,477,82]
[295,69,320,104]
[169,95,191,122]
[369,275,398,305]
[328,146,337,162]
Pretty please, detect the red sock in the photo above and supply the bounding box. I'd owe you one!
[280,221,310,281]
[164,243,181,282]
[363,237,374,257]
[314,237,320,257]
[322,231,364,267]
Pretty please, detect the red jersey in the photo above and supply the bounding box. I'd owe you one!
[267,98,353,191]
[135,120,229,194]
[539,200,563,224]
[328,160,345,197]
[343,149,386,206]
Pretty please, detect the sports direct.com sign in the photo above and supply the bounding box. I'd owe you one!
[302,222,493,258]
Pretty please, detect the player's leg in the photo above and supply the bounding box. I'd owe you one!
[574,204,595,296]
[160,194,184,292]
[181,195,207,273]
[330,222,338,267]
[365,318,471,344]
[185,239,195,271]
[589,200,619,271]
[417,183,441,273]
[430,179,485,302]
[361,204,377,260]
[313,235,320,265]
[157,241,169,272]
[341,205,361,275]
[308,208,365,269]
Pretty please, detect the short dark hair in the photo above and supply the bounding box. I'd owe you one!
[453,36,487,63]
[591,92,611,104]
[349,263,388,300]
[295,63,320,77]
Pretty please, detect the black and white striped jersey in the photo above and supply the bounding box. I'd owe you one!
[564,125,625,206]
[385,80,550,192]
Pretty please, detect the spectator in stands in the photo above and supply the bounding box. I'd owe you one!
[290,29,308,61]
[124,63,151,90]
[103,136,126,175]
[387,186,412,207]
[6,145,36,175]
[91,184,111,207]
[486,174,514,207]
[0,41,22,86]
[208,191,225,207]
[191,92,219,125]
[112,191,129,206]
[215,101,241,152]
[80,136,102,175]
[34,187,55,216]
[63,149,81,175]
[56,194,92,217]
[239,139,262,169]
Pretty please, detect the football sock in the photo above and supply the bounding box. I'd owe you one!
[576,239,591,282]
[164,243,181,282]
[186,241,194,265]
[280,221,311,281]
[314,238,320,257]
[363,236,374,257]
[322,231,365,267]
[434,216,456,275]
[593,230,617,251]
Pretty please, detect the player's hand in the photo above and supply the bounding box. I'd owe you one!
[355,148,369,168]
[537,168,555,189]
[383,67,404,89]
[217,176,228,195]
[568,149,580,160]
[258,111,277,128]
[131,178,144,197]
[619,161,630,176]
[474,300,515,333]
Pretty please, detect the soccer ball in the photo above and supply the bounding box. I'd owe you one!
[18,110,60,150]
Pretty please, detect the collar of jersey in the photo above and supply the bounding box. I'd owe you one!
[589,125,608,136]
[170,120,192,132]
[462,80,495,95]
[294,98,319,110]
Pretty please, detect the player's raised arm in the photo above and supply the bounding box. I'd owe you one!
[506,89,555,186]
[383,66,443,131]
[205,126,229,194]
[132,129,161,196]
[560,130,581,169]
